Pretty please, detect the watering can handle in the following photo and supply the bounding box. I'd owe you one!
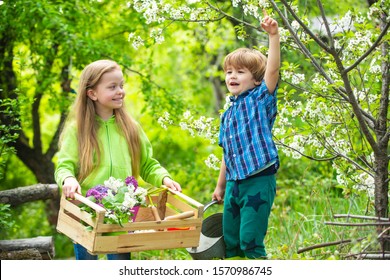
[203,200,220,213]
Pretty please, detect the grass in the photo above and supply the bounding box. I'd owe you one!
[3,158,380,260]
[265,180,377,260]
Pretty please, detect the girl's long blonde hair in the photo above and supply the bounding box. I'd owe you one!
[62,60,141,182]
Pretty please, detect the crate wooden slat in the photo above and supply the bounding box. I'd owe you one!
[93,229,202,253]
[56,188,204,255]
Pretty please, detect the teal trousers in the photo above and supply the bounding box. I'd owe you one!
[223,174,276,259]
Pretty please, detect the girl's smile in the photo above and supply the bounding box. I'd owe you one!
[87,68,125,120]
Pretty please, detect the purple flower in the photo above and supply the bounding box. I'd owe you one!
[125,176,138,188]
[82,176,145,226]
[86,185,109,204]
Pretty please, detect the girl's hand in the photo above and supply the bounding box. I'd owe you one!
[163,177,182,192]
[62,177,81,199]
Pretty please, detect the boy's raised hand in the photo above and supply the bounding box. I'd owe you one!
[260,9,279,35]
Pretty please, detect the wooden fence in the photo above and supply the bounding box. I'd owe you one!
[0,184,59,260]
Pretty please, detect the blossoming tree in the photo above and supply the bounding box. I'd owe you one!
[128,0,389,249]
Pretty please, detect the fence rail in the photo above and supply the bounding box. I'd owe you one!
[0,184,59,260]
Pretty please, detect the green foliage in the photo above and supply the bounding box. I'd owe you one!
[1,0,388,260]
[0,204,16,235]
[0,98,20,180]
[0,201,51,240]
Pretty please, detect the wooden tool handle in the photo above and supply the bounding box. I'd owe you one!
[150,205,162,222]
[164,211,195,221]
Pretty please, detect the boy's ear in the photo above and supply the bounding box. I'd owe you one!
[87,89,97,101]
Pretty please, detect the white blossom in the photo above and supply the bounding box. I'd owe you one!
[291,20,300,31]
[128,33,145,49]
[150,28,165,44]
[157,111,173,130]
[232,0,241,8]
[123,193,138,209]
[291,73,305,85]
[104,177,125,193]
[205,154,221,170]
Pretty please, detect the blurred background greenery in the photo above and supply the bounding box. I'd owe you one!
[0,0,382,259]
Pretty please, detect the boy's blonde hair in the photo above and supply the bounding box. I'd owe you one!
[223,48,267,82]
[61,60,141,182]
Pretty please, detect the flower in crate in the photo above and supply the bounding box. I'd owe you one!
[85,185,109,207]
[81,176,147,227]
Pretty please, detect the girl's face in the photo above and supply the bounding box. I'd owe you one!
[87,68,125,120]
[225,66,260,96]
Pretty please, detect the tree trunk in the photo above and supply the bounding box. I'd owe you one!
[0,249,43,260]
[374,151,390,250]
[374,0,390,250]
[0,183,59,206]
[0,236,55,260]
[0,183,60,227]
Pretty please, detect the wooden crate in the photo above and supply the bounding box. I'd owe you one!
[56,188,204,254]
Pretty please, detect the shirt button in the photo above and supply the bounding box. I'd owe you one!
[233,154,236,157]
[230,136,233,139]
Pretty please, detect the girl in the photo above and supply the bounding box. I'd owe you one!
[55,59,181,260]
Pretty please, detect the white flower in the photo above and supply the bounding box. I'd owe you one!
[232,0,241,8]
[205,154,221,170]
[150,28,165,44]
[123,193,138,209]
[223,95,233,111]
[157,111,173,130]
[105,211,118,221]
[291,20,300,31]
[128,33,144,49]
[183,110,191,119]
[104,177,124,192]
[292,73,305,84]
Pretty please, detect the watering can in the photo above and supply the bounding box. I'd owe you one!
[186,200,225,260]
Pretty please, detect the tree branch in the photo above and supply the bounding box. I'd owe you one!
[297,238,365,254]
[276,126,375,177]
[333,214,390,221]
[206,2,260,31]
[268,0,353,105]
[275,139,340,161]
[278,0,331,52]
[343,20,390,74]
[324,221,390,226]
[316,0,335,50]
[346,253,390,260]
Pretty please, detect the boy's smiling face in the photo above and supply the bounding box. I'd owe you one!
[225,66,260,96]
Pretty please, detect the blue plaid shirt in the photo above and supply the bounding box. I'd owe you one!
[219,81,279,181]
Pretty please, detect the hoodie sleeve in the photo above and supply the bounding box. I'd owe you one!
[54,123,79,188]
[138,125,171,187]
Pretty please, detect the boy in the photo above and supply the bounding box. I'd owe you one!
[212,12,280,259]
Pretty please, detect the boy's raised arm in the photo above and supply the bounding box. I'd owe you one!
[261,10,280,93]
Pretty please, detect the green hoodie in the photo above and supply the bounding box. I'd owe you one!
[54,116,170,193]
